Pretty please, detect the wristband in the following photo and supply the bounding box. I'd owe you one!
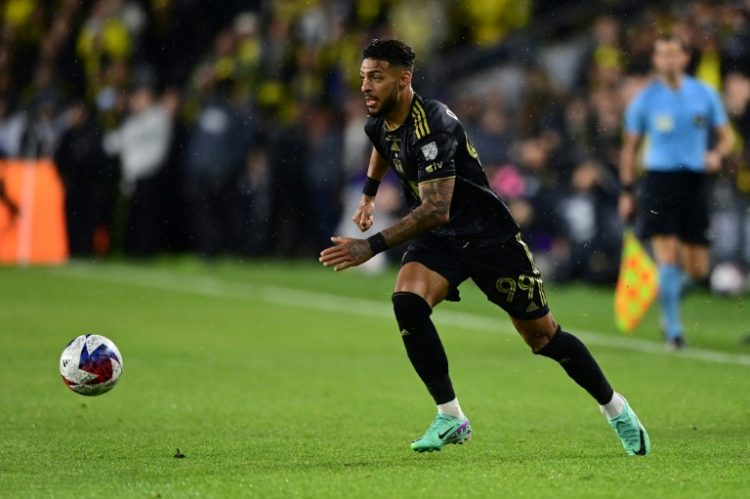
[367,232,389,255]
[620,183,634,193]
[362,176,381,197]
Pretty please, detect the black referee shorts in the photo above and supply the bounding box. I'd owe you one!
[640,170,711,245]
[401,233,550,320]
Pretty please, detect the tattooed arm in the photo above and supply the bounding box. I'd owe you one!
[381,177,455,247]
[319,177,455,271]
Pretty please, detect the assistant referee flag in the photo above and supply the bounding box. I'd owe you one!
[614,229,659,333]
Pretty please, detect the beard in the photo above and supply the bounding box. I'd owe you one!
[367,88,399,117]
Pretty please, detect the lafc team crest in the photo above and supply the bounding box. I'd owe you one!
[421,141,438,161]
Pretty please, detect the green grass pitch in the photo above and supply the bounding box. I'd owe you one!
[1,260,749,498]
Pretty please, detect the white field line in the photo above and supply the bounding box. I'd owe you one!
[48,264,750,368]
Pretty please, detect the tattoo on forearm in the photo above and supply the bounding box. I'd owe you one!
[381,178,455,248]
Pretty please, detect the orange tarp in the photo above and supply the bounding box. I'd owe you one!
[0,159,68,265]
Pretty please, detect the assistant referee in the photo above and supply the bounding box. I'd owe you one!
[619,35,733,349]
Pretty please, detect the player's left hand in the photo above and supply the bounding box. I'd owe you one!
[319,236,373,271]
[705,150,722,173]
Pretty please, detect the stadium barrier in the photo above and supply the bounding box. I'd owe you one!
[0,159,68,265]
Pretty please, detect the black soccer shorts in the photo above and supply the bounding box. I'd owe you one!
[401,232,550,320]
[640,170,711,245]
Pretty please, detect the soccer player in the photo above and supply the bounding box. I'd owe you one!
[319,39,650,455]
[619,35,733,350]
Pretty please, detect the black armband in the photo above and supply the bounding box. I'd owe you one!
[362,176,381,197]
[367,232,389,255]
[620,183,634,193]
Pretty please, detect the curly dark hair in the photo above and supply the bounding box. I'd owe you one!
[362,39,416,70]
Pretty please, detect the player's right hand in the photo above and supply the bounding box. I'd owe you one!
[618,192,635,224]
[352,196,375,232]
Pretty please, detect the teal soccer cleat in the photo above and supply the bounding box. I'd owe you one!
[411,413,472,453]
[608,398,651,456]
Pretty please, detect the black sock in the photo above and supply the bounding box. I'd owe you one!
[534,327,614,405]
[392,292,455,404]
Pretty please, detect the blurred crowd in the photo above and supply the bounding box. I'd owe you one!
[0,0,749,284]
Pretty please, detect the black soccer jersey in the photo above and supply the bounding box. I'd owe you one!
[364,94,519,243]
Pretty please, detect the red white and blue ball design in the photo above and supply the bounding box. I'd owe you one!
[59,334,123,396]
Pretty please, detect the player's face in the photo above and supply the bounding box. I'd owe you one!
[360,58,406,117]
[653,41,689,79]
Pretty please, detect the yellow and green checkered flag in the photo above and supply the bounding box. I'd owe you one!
[614,228,659,334]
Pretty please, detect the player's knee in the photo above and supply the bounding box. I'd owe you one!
[512,315,557,351]
[532,325,566,358]
[524,331,553,352]
[392,292,432,332]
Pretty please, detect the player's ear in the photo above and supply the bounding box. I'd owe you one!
[680,48,691,67]
[399,69,412,89]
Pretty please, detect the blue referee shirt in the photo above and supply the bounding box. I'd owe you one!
[624,75,728,172]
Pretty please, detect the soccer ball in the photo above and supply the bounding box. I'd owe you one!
[59,334,123,396]
[710,262,747,297]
